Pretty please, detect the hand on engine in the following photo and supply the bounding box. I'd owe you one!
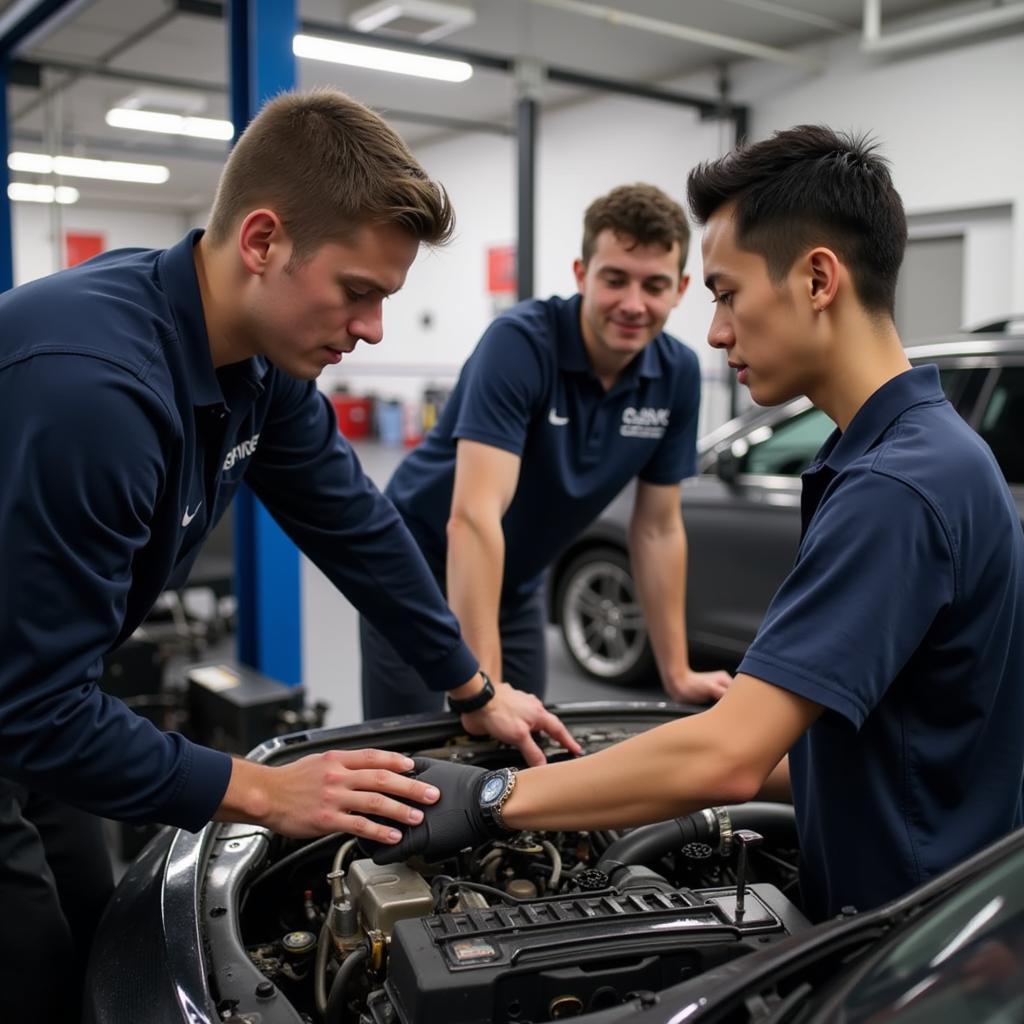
[460,682,582,766]
[366,757,510,865]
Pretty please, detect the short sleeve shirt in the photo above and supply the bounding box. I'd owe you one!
[386,294,702,597]
[739,366,1024,921]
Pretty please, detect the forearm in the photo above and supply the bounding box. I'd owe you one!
[446,512,506,681]
[502,702,761,831]
[629,522,691,681]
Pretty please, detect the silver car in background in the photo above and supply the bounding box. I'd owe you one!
[549,320,1024,687]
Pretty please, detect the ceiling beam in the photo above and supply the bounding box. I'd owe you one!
[529,0,824,72]
[0,0,97,55]
[176,0,744,120]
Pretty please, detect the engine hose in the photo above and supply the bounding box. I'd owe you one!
[314,921,332,1019]
[595,803,796,880]
[325,944,369,1023]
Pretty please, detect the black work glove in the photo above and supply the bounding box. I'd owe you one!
[366,757,510,866]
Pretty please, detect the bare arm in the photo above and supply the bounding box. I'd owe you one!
[444,439,582,764]
[502,674,820,831]
[628,481,732,703]
[445,439,521,682]
[757,755,792,802]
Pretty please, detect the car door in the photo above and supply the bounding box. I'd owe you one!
[683,403,831,661]
[964,360,1024,524]
[684,364,983,663]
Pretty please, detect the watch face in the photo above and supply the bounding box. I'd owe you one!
[481,774,505,805]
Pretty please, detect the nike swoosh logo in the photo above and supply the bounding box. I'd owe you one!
[548,409,570,426]
[182,503,202,527]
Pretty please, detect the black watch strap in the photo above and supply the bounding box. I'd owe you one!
[447,671,495,713]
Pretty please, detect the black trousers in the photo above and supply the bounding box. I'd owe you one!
[360,587,547,719]
[0,778,115,1024]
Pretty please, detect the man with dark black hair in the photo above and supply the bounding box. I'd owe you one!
[373,126,1024,923]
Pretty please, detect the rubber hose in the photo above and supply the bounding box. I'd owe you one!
[596,803,796,879]
[325,945,369,1023]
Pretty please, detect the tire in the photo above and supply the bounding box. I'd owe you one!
[554,546,655,688]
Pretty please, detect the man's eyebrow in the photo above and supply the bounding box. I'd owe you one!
[340,274,399,296]
[598,266,675,285]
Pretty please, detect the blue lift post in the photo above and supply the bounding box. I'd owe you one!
[228,0,304,686]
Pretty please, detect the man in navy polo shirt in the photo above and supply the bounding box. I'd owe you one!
[361,184,733,732]
[0,89,575,1024]
[375,127,1024,923]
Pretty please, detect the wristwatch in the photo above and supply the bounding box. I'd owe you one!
[477,767,518,835]
[447,671,495,714]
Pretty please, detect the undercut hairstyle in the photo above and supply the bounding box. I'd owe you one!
[207,88,454,261]
[581,184,690,273]
[687,125,907,315]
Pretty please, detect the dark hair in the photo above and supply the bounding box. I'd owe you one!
[207,88,454,260]
[582,183,690,272]
[687,125,906,315]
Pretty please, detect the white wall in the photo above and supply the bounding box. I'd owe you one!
[12,202,190,285]
[326,97,735,433]
[718,29,1024,317]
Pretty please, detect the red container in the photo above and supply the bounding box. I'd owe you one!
[331,395,373,440]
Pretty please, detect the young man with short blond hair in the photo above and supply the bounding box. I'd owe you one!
[0,87,574,1024]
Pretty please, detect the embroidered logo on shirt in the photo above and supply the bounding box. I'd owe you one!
[620,406,669,439]
[223,432,261,471]
[548,409,570,427]
[182,503,202,528]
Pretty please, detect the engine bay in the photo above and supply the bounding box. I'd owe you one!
[203,720,809,1024]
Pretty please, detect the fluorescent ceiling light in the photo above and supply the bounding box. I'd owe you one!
[8,182,79,204]
[293,33,472,82]
[106,107,234,141]
[8,152,169,184]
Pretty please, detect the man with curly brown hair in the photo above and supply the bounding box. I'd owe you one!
[361,183,732,732]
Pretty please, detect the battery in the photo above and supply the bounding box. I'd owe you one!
[186,661,306,754]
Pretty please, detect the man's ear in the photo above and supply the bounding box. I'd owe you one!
[572,257,587,293]
[806,247,840,311]
[675,272,691,304]
[238,209,287,276]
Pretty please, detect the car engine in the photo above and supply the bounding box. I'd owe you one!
[206,726,809,1024]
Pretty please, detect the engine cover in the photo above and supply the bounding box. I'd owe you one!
[384,882,808,1024]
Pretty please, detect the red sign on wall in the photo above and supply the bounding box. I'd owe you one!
[486,244,517,294]
[65,231,105,268]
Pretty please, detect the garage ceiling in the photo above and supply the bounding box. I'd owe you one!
[1,0,981,211]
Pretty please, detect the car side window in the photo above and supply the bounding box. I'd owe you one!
[736,367,969,479]
[977,367,1024,485]
[739,409,833,477]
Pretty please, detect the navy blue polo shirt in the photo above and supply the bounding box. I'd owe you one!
[386,294,701,598]
[739,366,1024,921]
[0,231,476,831]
